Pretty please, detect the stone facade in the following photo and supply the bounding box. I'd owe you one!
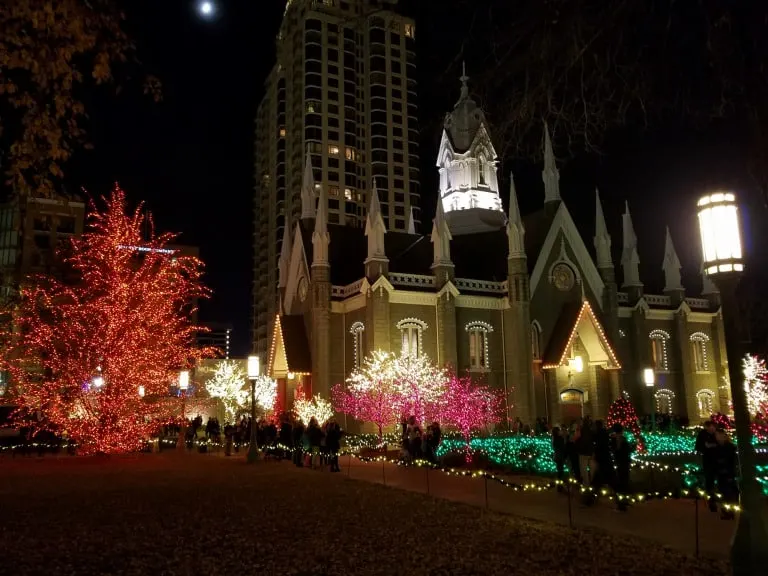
[265,76,731,426]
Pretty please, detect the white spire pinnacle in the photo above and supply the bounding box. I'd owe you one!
[621,201,642,287]
[431,193,452,265]
[459,61,469,100]
[594,188,612,269]
[542,121,560,203]
[506,171,525,258]
[301,148,316,220]
[311,179,329,266]
[407,206,416,234]
[365,179,387,261]
[278,219,293,288]
[662,226,683,291]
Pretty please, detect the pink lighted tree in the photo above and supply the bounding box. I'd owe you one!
[332,383,400,445]
[440,374,503,457]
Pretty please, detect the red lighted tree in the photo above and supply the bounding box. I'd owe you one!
[606,396,645,453]
[440,374,503,458]
[2,186,210,454]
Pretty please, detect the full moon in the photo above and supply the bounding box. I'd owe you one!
[199,2,214,17]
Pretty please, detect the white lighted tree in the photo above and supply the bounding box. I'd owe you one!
[205,361,248,423]
[743,353,768,415]
[250,375,278,414]
[294,394,334,426]
[392,353,448,424]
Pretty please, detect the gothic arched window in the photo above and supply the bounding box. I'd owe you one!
[696,389,715,419]
[690,332,710,372]
[531,321,542,360]
[466,321,493,370]
[654,389,675,415]
[349,322,365,369]
[649,330,671,371]
[396,318,427,358]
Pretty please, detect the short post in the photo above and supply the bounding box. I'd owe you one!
[382,457,386,486]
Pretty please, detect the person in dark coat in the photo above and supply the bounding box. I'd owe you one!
[292,419,305,467]
[575,418,594,486]
[714,428,739,520]
[307,417,324,469]
[696,420,718,511]
[278,415,293,460]
[611,424,633,511]
[584,420,614,506]
[551,426,567,492]
[325,419,342,472]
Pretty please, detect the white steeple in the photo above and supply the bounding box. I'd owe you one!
[435,63,504,234]
[300,148,316,220]
[594,188,612,269]
[365,179,387,261]
[621,201,642,287]
[506,171,525,258]
[278,219,293,288]
[542,121,561,204]
[431,193,453,265]
[311,179,329,266]
[662,226,683,291]
[407,206,416,234]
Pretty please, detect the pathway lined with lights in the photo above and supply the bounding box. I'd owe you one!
[323,454,734,559]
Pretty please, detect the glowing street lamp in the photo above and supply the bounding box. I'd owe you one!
[696,191,767,573]
[92,376,104,389]
[246,355,260,463]
[643,368,656,432]
[177,369,190,452]
[138,385,145,398]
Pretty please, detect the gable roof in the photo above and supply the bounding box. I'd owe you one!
[268,314,312,376]
[542,300,621,369]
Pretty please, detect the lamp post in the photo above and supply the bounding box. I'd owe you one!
[643,368,655,432]
[177,370,190,451]
[697,191,768,574]
[247,355,260,463]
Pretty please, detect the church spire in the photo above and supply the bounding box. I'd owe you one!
[542,121,561,204]
[506,171,525,258]
[301,148,316,220]
[365,179,387,262]
[278,218,293,288]
[662,226,683,291]
[311,177,329,266]
[407,205,416,234]
[621,201,642,288]
[431,193,452,266]
[458,61,469,102]
[594,188,612,269]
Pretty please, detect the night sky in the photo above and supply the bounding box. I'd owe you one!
[63,0,767,355]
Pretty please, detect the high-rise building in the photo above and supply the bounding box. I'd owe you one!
[253,0,419,357]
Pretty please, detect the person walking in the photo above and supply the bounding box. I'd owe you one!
[695,420,718,512]
[551,426,567,492]
[611,424,633,511]
[325,419,342,472]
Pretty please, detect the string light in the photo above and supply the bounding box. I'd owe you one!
[349,322,365,370]
[440,374,503,457]
[205,361,249,422]
[606,397,645,452]
[743,353,768,415]
[649,330,670,371]
[689,332,710,371]
[294,394,334,425]
[465,321,493,370]
[1,186,212,455]
[654,389,675,415]
[542,300,621,369]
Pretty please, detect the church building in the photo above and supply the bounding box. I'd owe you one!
[267,72,732,426]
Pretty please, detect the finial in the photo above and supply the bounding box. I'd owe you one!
[459,61,469,98]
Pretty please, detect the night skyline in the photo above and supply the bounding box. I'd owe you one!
[56,0,766,355]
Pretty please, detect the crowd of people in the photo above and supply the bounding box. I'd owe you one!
[400,416,442,463]
[550,417,634,511]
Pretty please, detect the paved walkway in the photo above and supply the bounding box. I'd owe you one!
[299,454,735,559]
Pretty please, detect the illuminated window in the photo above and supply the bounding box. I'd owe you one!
[696,389,715,419]
[531,322,542,360]
[397,318,426,358]
[345,147,356,161]
[649,330,670,371]
[690,332,710,372]
[466,321,493,370]
[344,188,353,200]
[404,23,415,38]
[654,389,675,415]
[279,127,286,138]
[350,322,365,369]
[306,101,321,113]
[329,144,340,156]
[328,186,339,197]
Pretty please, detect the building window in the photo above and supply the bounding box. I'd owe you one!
[649,330,670,371]
[478,157,486,185]
[531,321,542,360]
[690,332,710,372]
[279,127,286,138]
[466,321,493,370]
[350,322,365,369]
[696,389,715,419]
[396,318,426,358]
[404,23,415,39]
[654,389,675,415]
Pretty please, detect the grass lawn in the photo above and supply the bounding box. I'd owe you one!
[0,454,727,576]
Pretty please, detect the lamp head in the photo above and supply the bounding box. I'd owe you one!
[179,370,190,390]
[643,368,655,387]
[247,355,260,379]
[697,192,744,277]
